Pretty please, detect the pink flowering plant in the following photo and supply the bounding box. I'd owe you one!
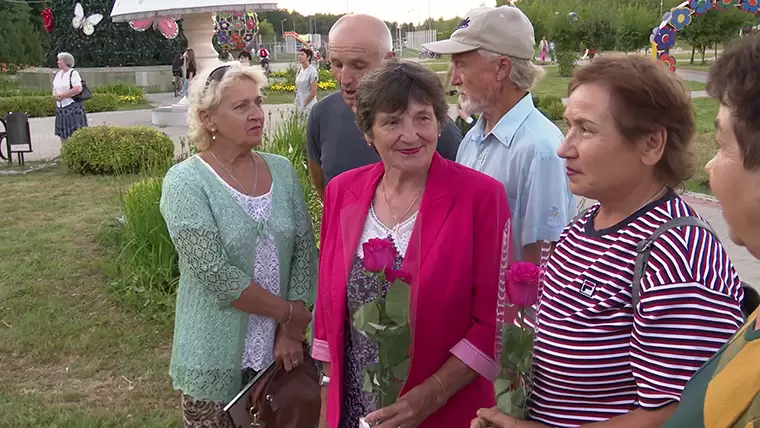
[496,261,540,418]
[353,238,412,407]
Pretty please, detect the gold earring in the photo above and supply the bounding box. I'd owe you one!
[211,128,216,140]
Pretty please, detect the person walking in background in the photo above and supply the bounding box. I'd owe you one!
[423,6,575,264]
[295,48,319,116]
[664,34,760,428]
[183,48,197,98]
[539,37,548,64]
[313,59,508,428]
[258,45,270,73]
[53,52,88,143]
[160,63,317,427]
[172,52,184,96]
[470,55,745,428]
[548,40,556,64]
[306,14,461,200]
[237,50,252,66]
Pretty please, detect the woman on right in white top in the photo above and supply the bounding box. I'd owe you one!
[52,52,88,142]
[294,48,319,117]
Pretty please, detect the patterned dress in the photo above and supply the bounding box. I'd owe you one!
[339,206,417,428]
[180,159,281,428]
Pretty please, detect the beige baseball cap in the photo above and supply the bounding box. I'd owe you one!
[422,6,535,60]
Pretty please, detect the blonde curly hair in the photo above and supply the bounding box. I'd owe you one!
[187,62,268,151]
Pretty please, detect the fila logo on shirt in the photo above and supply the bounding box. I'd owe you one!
[579,279,597,297]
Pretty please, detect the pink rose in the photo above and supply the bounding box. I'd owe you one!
[505,262,540,308]
[386,269,411,284]
[362,238,397,273]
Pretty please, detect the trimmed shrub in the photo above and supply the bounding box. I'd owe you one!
[62,125,174,175]
[0,93,119,118]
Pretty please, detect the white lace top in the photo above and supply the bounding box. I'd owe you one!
[199,158,279,371]
[357,205,417,258]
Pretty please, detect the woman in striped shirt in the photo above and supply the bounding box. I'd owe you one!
[472,56,745,428]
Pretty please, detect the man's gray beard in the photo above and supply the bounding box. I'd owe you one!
[459,84,501,116]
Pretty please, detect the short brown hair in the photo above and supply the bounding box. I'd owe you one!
[706,34,760,171]
[355,58,450,136]
[569,55,696,188]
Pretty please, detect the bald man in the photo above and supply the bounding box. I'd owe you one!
[306,14,462,199]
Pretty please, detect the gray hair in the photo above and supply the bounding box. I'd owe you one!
[187,64,268,151]
[329,14,393,60]
[478,50,545,92]
[57,52,75,68]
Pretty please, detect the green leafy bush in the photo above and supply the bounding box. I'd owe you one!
[0,93,119,117]
[556,49,577,77]
[544,100,566,121]
[93,82,145,97]
[113,176,179,316]
[62,125,174,175]
[261,111,323,239]
[532,94,565,121]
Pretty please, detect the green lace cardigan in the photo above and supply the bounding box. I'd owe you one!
[159,153,317,403]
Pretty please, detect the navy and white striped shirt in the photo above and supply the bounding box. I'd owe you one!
[528,191,744,427]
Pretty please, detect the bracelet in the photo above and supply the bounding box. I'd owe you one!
[431,374,448,404]
[282,302,293,327]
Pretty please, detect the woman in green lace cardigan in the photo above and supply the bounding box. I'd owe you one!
[159,63,318,427]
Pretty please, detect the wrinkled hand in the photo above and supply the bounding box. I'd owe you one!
[274,327,304,372]
[469,407,520,428]
[362,383,441,428]
[282,300,312,341]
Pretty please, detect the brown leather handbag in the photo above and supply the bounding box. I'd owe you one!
[248,345,321,428]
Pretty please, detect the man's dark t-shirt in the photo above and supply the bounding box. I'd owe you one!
[306,92,463,184]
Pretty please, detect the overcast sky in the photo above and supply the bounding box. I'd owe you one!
[277,0,498,24]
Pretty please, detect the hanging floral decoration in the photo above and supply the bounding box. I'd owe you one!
[655,0,759,72]
[214,9,259,51]
[41,7,54,33]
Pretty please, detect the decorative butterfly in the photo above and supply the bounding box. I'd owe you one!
[71,2,103,36]
[129,16,180,39]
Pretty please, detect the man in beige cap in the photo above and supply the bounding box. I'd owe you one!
[423,6,574,265]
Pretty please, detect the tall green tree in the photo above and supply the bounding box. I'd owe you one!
[0,1,45,66]
[616,5,653,53]
[46,0,185,67]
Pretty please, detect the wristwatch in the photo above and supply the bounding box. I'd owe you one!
[319,373,330,387]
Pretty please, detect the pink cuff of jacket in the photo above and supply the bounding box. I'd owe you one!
[311,338,331,362]
[451,338,500,381]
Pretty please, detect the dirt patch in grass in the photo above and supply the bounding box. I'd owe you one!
[0,168,179,426]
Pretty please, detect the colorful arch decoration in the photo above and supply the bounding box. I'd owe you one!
[652,0,759,71]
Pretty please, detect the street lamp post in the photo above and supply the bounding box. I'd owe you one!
[280,18,287,60]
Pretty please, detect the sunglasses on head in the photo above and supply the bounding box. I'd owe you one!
[204,64,231,91]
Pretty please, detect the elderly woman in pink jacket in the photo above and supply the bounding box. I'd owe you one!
[310,58,510,428]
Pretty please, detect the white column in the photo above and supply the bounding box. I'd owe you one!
[173,12,222,109]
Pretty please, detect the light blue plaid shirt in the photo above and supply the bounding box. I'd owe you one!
[456,95,575,261]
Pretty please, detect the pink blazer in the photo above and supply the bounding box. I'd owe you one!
[312,153,510,428]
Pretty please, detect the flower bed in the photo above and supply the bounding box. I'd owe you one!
[268,80,337,93]
[266,67,337,93]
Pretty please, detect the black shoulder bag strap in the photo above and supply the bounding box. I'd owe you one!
[631,216,716,309]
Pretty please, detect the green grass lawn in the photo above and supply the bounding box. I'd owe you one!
[0,170,180,427]
[264,90,333,104]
